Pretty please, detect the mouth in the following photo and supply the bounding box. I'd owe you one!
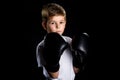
[56,31,62,35]
[57,31,61,32]
[56,31,61,33]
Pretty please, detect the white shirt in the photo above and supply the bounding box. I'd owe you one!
[36,36,75,80]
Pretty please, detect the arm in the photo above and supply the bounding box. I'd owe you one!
[42,32,68,79]
[49,71,59,79]
[38,67,46,80]
[72,32,89,73]
[36,41,59,79]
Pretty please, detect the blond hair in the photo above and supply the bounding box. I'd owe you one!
[41,3,66,22]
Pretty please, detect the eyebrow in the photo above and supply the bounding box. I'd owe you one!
[49,20,65,22]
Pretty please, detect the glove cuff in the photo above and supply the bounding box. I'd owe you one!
[45,63,60,72]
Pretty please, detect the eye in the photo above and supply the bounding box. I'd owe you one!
[60,22,64,24]
[50,22,55,25]
[51,22,54,24]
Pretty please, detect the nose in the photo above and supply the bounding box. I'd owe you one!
[56,23,60,29]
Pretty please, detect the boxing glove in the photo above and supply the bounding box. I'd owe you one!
[42,32,68,72]
[72,32,89,70]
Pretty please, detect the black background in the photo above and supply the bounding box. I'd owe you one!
[23,0,119,80]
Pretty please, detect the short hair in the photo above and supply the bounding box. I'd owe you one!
[41,3,66,22]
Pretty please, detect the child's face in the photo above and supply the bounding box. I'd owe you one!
[45,15,66,35]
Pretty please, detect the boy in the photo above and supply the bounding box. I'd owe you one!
[36,3,89,80]
[36,3,75,80]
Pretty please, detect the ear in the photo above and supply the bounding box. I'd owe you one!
[42,21,47,30]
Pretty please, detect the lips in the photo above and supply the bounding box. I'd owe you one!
[56,31,62,35]
[56,31,61,33]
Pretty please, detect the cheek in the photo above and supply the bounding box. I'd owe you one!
[61,25,66,29]
[47,26,56,32]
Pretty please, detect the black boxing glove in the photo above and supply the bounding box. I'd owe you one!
[42,32,68,72]
[72,32,89,71]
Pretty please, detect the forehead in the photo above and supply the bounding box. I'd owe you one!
[48,15,66,21]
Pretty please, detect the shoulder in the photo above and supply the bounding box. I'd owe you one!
[37,40,44,48]
[62,36,72,44]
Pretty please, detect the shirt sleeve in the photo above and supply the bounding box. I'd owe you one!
[62,36,72,44]
[36,40,44,67]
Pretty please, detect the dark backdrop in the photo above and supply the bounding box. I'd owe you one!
[24,0,118,80]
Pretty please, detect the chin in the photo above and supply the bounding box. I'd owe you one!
[57,32,62,35]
